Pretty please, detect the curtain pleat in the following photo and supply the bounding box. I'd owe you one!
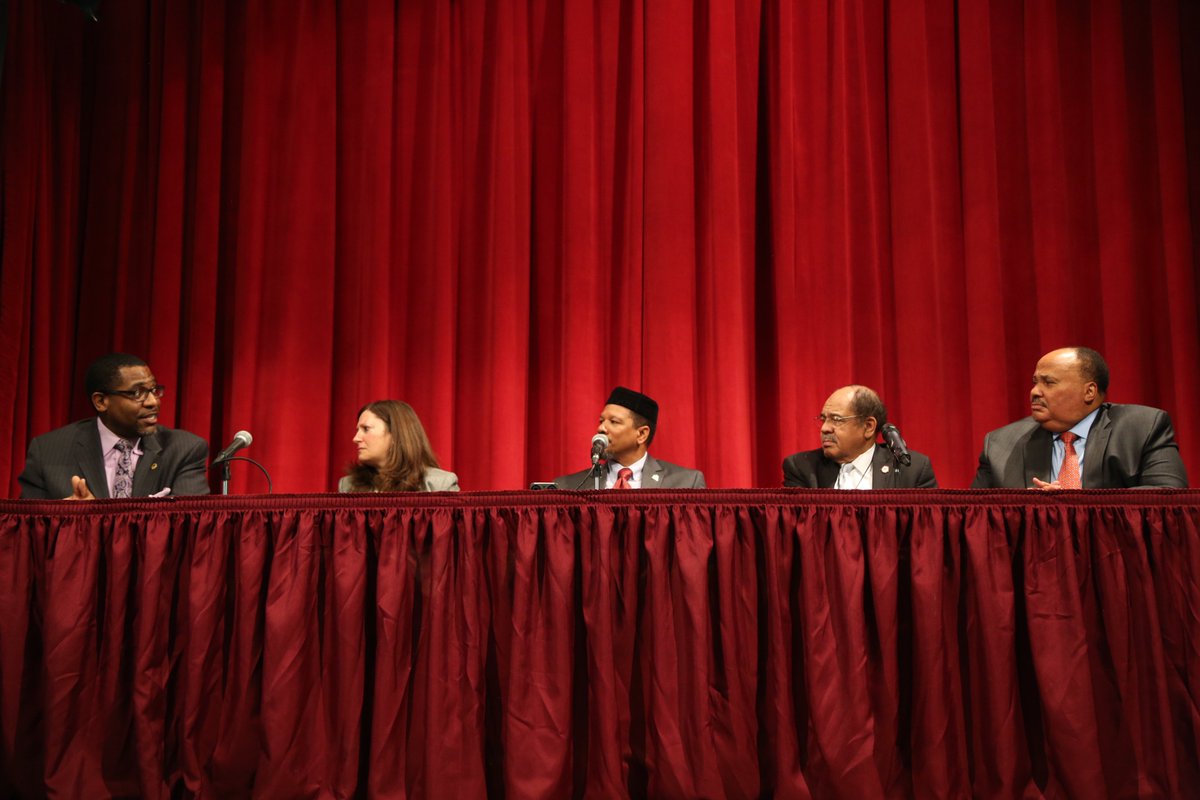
[3,0,1199,495]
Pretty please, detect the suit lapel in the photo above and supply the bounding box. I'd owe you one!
[1081,404,1112,488]
[871,446,895,488]
[75,421,110,499]
[1022,427,1053,488]
[816,457,840,489]
[642,454,664,487]
[132,432,164,496]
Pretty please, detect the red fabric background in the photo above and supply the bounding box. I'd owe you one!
[3,0,1200,493]
[0,490,1198,797]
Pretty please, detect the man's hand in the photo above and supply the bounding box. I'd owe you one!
[64,475,96,501]
[1031,477,1065,491]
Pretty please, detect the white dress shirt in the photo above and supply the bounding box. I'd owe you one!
[607,453,648,489]
[835,445,875,490]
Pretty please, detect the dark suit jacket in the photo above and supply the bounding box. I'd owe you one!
[553,453,707,489]
[970,403,1188,489]
[782,445,938,488]
[19,418,211,499]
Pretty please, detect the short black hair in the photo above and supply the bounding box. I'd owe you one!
[848,385,888,432]
[1072,347,1109,393]
[85,353,147,395]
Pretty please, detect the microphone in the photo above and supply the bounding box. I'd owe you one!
[881,424,912,466]
[213,430,253,464]
[590,433,609,465]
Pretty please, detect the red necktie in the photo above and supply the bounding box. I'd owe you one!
[613,467,633,489]
[1058,432,1081,489]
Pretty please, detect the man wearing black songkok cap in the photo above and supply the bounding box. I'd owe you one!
[553,386,706,489]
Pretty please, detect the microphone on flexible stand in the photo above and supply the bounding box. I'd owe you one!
[210,430,256,495]
[881,424,912,466]
[590,433,609,465]
[573,433,611,490]
[212,430,253,464]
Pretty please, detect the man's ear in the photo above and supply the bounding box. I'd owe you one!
[91,392,108,414]
[1084,383,1098,405]
[863,417,878,440]
[636,425,650,445]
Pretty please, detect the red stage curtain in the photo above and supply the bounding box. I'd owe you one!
[0,491,1198,797]
[2,0,1199,494]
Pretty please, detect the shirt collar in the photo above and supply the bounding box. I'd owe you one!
[609,452,648,480]
[842,444,876,475]
[97,417,142,455]
[1058,407,1101,442]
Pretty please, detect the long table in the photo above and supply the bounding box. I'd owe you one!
[1,490,1198,798]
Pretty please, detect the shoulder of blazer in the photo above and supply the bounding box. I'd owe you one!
[643,455,705,486]
[985,416,1043,445]
[783,449,833,486]
[31,417,100,449]
[1098,402,1168,427]
[424,467,460,491]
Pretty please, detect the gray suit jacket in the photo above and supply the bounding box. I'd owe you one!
[553,453,706,489]
[971,403,1188,489]
[337,467,460,493]
[19,417,210,499]
[782,445,938,488]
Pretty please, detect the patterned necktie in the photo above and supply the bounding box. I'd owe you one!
[613,467,633,489]
[1058,432,1081,489]
[113,438,136,498]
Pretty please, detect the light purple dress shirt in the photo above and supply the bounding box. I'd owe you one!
[98,418,142,497]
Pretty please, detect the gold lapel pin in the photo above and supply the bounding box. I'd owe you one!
[150,463,158,470]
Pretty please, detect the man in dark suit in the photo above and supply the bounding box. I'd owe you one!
[971,347,1187,489]
[554,386,706,489]
[782,385,937,489]
[19,353,210,499]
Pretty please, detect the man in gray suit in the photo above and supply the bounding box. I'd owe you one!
[554,386,706,489]
[971,347,1187,489]
[19,353,210,499]
[782,385,938,489]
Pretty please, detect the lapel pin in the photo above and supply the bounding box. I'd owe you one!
[652,474,660,482]
[150,463,158,470]
[881,465,890,473]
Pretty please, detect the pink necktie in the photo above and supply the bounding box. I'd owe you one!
[1058,432,1081,489]
[613,468,633,489]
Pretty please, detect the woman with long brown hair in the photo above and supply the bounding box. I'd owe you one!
[338,400,459,492]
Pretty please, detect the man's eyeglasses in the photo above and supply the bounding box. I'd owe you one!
[106,385,166,403]
[815,413,862,426]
